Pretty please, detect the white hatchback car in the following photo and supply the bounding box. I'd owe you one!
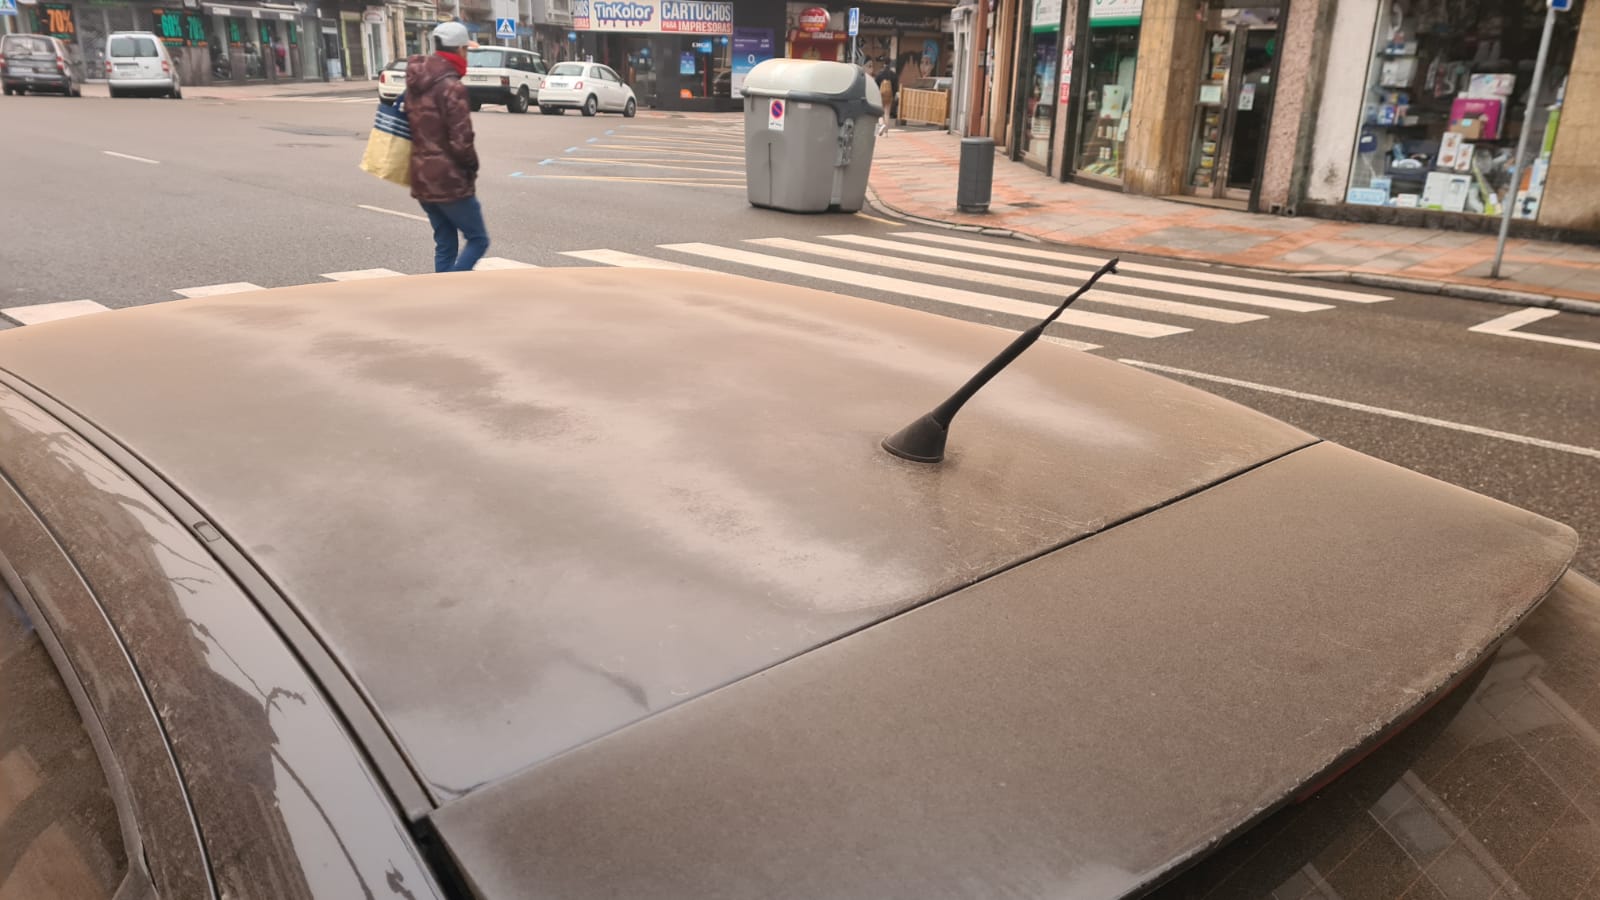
[538,61,636,117]
[376,59,405,103]
[105,31,181,98]
[464,46,545,114]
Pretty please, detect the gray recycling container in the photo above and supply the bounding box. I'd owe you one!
[741,59,883,213]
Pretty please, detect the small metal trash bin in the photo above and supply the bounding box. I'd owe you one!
[741,59,884,213]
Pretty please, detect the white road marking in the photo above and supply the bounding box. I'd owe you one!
[828,234,1333,313]
[550,158,739,175]
[561,249,714,272]
[103,150,160,165]
[582,144,738,159]
[661,242,1188,338]
[174,282,264,298]
[752,238,1265,324]
[896,232,1389,304]
[1121,360,1600,461]
[357,204,430,223]
[1041,336,1101,351]
[565,248,1101,351]
[1468,307,1600,352]
[321,268,403,281]
[1,300,113,325]
[612,134,742,148]
[472,257,540,270]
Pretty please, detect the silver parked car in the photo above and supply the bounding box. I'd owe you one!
[104,31,181,98]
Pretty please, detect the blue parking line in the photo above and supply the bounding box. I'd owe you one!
[537,158,553,166]
[564,146,578,152]
[586,137,598,142]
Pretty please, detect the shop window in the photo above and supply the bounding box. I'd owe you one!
[1074,18,1140,181]
[1343,0,1581,219]
[672,36,728,99]
[1019,0,1062,168]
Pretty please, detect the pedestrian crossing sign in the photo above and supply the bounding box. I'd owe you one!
[0,0,18,17]
[495,17,516,38]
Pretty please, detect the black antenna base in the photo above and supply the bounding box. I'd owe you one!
[877,257,1119,466]
[881,413,949,463]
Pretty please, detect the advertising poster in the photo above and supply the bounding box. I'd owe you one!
[731,27,773,99]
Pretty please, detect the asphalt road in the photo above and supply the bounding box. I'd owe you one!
[3,90,1598,575]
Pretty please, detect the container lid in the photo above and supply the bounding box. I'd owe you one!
[741,58,863,99]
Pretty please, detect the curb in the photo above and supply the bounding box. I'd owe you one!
[863,188,1600,316]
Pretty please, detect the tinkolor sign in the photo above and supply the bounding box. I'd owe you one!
[571,0,733,32]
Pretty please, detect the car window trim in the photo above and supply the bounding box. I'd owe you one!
[0,550,164,900]
[0,367,434,820]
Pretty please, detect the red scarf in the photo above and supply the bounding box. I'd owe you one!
[438,50,467,77]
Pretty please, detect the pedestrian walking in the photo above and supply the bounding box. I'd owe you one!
[405,21,489,273]
[875,62,895,136]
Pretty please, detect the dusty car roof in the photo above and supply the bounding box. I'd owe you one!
[0,269,1314,800]
[434,442,1576,900]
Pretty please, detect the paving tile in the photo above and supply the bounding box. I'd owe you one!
[1324,827,1431,900]
[1503,805,1600,898]
[1424,842,1506,900]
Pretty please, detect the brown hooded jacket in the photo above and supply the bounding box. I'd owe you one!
[404,53,479,204]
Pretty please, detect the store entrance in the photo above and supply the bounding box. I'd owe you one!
[1185,7,1278,203]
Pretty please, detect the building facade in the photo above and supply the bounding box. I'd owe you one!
[961,0,1598,236]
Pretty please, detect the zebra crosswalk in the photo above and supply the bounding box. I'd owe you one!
[0,231,1390,349]
[517,121,745,189]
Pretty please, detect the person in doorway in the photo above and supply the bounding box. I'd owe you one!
[405,21,489,273]
[273,39,288,76]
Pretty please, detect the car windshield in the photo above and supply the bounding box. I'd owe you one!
[108,36,159,58]
[3,36,54,56]
[549,62,585,77]
[466,49,504,68]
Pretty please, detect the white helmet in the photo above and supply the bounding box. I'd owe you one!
[432,21,470,49]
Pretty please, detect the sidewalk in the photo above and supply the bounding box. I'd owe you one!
[866,128,1600,311]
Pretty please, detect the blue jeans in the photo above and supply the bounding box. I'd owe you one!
[419,196,489,272]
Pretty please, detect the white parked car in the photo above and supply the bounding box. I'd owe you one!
[464,46,545,114]
[377,59,405,103]
[538,61,636,117]
[105,31,180,98]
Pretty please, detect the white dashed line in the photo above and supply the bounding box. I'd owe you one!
[357,204,430,222]
[1121,359,1600,460]
[103,150,160,164]
[1,300,113,325]
[174,282,264,298]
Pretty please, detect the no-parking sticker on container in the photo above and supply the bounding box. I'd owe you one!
[768,99,785,131]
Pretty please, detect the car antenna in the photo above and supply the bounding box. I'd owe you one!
[881,257,1119,464]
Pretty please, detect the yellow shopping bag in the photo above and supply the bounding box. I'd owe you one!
[359,99,412,186]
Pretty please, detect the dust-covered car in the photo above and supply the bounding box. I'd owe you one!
[0,268,1589,900]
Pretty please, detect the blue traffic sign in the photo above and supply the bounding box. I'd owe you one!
[847,6,859,36]
[0,0,18,17]
[495,17,517,39]
[1549,0,1571,9]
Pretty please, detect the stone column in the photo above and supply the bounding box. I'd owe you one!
[987,0,1019,147]
[1258,0,1335,212]
[1121,0,1203,196]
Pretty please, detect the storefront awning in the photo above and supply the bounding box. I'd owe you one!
[203,2,306,17]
